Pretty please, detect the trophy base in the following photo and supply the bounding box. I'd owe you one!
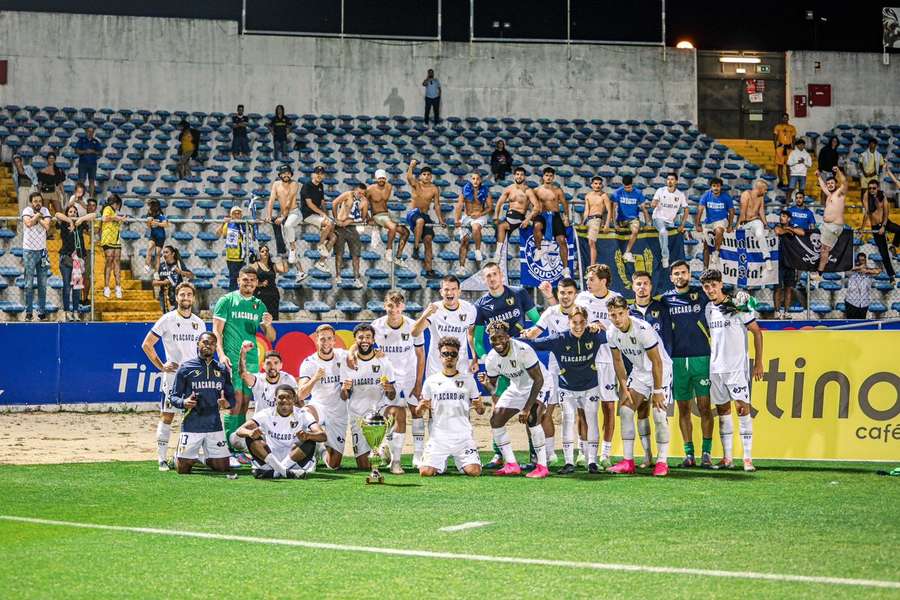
[366,468,384,485]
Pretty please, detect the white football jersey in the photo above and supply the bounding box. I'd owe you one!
[607,316,672,378]
[421,370,481,439]
[298,349,347,407]
[250,371,298,414]
[535,304,572,374]
[705,302,756,374]
[485,339,544,397]
[372,315,424,384]
[252,406,318,461]
[149,310,206,391]
[575,290,621,364]
[651,187,688,223]
[340,355,395,417]
[424,300,477,375]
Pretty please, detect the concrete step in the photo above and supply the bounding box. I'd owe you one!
[94,298,160,312]
[99,311,161,322]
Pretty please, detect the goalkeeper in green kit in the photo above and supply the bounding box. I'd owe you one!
[213,265,276,464]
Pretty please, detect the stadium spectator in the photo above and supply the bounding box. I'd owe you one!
[11,154,37,216]
[153,245,194,312]
[858,139,884,199]
[298,165,336,266]
[844,253,880,319]
[650,172,689,268]
[454,172,493,275]
[176,121,199,179]
[817,135,840,173]
[773,113,796,188]
[610,174,649,263]
[67,182,88,217]
[332,184,367,288]
[695,177,734,269]
[219,205,251,291]
[21,192,51,321]
[74,125,102,198]
[144,199,168,276]
[231,104,250,158]
[367,169,409,265]
[494,167,540,260]
[773,210,805,319]
[532,167,571,277]
[36,151,65,216]
[406,159,444,277]
[422,68,441,125]
[582,176,612,267]
[269,104,292,162]
[786,138,812,192]
[82,197,99,301]
[490,140,513,182]
[266,164,299,265]
[787,190,816,232]
[862,175,899,282]
[54,203,90,321]
[815,168,848,276]
[250,244,287,320]
[100,193,125,299]
[738,180,773,271]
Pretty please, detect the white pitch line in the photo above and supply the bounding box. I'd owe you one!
[1,515,898,590]
[438,521,493,532]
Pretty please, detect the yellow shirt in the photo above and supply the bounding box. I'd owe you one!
[774,123,796,146]
[101,205,121,247]
[181,132,195,154]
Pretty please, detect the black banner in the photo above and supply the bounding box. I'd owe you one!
[779,229,854,272]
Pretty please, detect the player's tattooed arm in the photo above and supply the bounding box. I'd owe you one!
[467,325,480,373]
[519,364,544,423]
[297,368,325,401]
[238,341,257,389]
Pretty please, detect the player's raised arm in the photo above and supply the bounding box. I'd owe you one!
[411,302,437,337]
[297,366,324,401]
[261,311,276,342]
[406,159,419,189]
[238,341,257,389]
[816,170,828,194]
[834,166,848,194]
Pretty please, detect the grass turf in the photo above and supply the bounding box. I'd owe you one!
[0,456,898,599]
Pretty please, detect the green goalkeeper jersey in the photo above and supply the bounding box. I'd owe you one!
[213,291,266,364]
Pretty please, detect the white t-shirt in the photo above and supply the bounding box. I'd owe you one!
[149,310,206,391]
[651,187,688,224]
[372,315,424,384]
[421,370,481,440]
[485,339,543,397]
[607,315,672,378]
[252,406,318,461]
[340,355,395,417]
[705,302,756,374]
[787,149,811,177]
[535,304,571,374]
[298,349,347,407]
[250,371,298,414]
[424,300,477,375]
[575,290,621,364]
[22,206,51,251]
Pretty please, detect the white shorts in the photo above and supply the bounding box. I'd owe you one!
[390,378,419,408]
[159,390,182,415]
[819,221,843,248]
[309,401,348,454]
[706,219,728,232]
[626,370,673,406]
[460,214,488,230]
[545,374,560,406]
[558,387,601,412]
[175,430,230,461]
[596,362,619,402]
[304,213,331,228]
[711,369,750,405]
[495,385,550,411]
[741,219,765,238]
[422,435,480,473]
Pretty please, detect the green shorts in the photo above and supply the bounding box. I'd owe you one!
[228,350,258,396]
[672,356,711,402]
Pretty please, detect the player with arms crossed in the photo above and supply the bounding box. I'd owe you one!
[234,385,326,479]
[213,266,276,463]
[700,269,764,471]
[298,324,348,470]
[493,166,541,259]
[418,337,485,477]
[478,322,550,478]
[340,324,397,470]
[141,282,206,471]
[583,176,613,267]
[169,332,235,475]
[606,297,674,477]
[405,159,444,277]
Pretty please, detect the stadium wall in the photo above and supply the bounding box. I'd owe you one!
[0,11,697,122]
[787,50,900,135]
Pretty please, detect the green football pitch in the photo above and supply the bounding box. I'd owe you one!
[1,456,898,599]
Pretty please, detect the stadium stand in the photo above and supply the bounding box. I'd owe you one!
[1,106,898,322]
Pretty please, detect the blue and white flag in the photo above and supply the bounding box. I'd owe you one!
[716,228,779,287]
[519,214,577,286]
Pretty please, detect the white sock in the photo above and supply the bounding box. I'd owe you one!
[739,414,753,461]
[601,440,612,461]
[579,440,587,460]
[156,422,171,463]
[719,414,734,462]
[587,441,599,465]
[637,417,652,461]
[652,407,670,463]
[265,453,286,477]
[620,406,636,460]
[280,456,298,472]
[390,429,405,465]
[229,431,249,454]
[412,418,425,460]
[528,425,547,467]
[563,442,574,464]
[545,435,556,460]
[492,427,517,465]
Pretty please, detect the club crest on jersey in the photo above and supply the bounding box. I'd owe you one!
[455,380,464,388]
[630,336,636,344]
[510,360,517,367]
[373,365,381,373]
[459,314,466,321]
[290,421,298,428]
[690,292,699,301]
[506,297,515,306]
[214,369,222,377]
[585,341,593,350]
[651,310,660,318]
[402,333,409,341]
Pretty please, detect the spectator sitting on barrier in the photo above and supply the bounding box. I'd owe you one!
[610,174,649,263]
[74,125,102,198]
[332,183,368,289]
[695,177,734,270]
[100,193,125,299]
[786,138,812,192]
[176,121,199,180]
[738,180,774,271]
[862,175,899,283]
[858,139,884,202]
[219,205,251,292]
[773,210,805,320]
[12,153,37,216]
[650,172,689,269]
[36,151,66,216]
[297,165,336,268]
[54,203,91,322]
[144,199,168,276]
[490,140,513,183]
[153,245,193,313]
[250,244,287,320]
[231,104,250,159]
[844,253,880,320]
[21,192,51,322]
[269,105,292,162]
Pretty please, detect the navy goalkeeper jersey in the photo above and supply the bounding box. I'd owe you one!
[474,285,534,335]
[523,330,607,392]
[660,287,710,358]
[169,357,235,433]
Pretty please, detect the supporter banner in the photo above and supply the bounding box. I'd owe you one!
[716,228,779,287]
[518,218,577,286]
[576,227,685,298]
[779,228,854,272]
[884,7,900,51]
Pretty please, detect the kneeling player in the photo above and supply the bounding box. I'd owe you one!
[418,337,485,477]
[233,385,326,479]
[169,332,235,475]
[606,297,673,476]
[700,269,764,471]
[479,322,550,478]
